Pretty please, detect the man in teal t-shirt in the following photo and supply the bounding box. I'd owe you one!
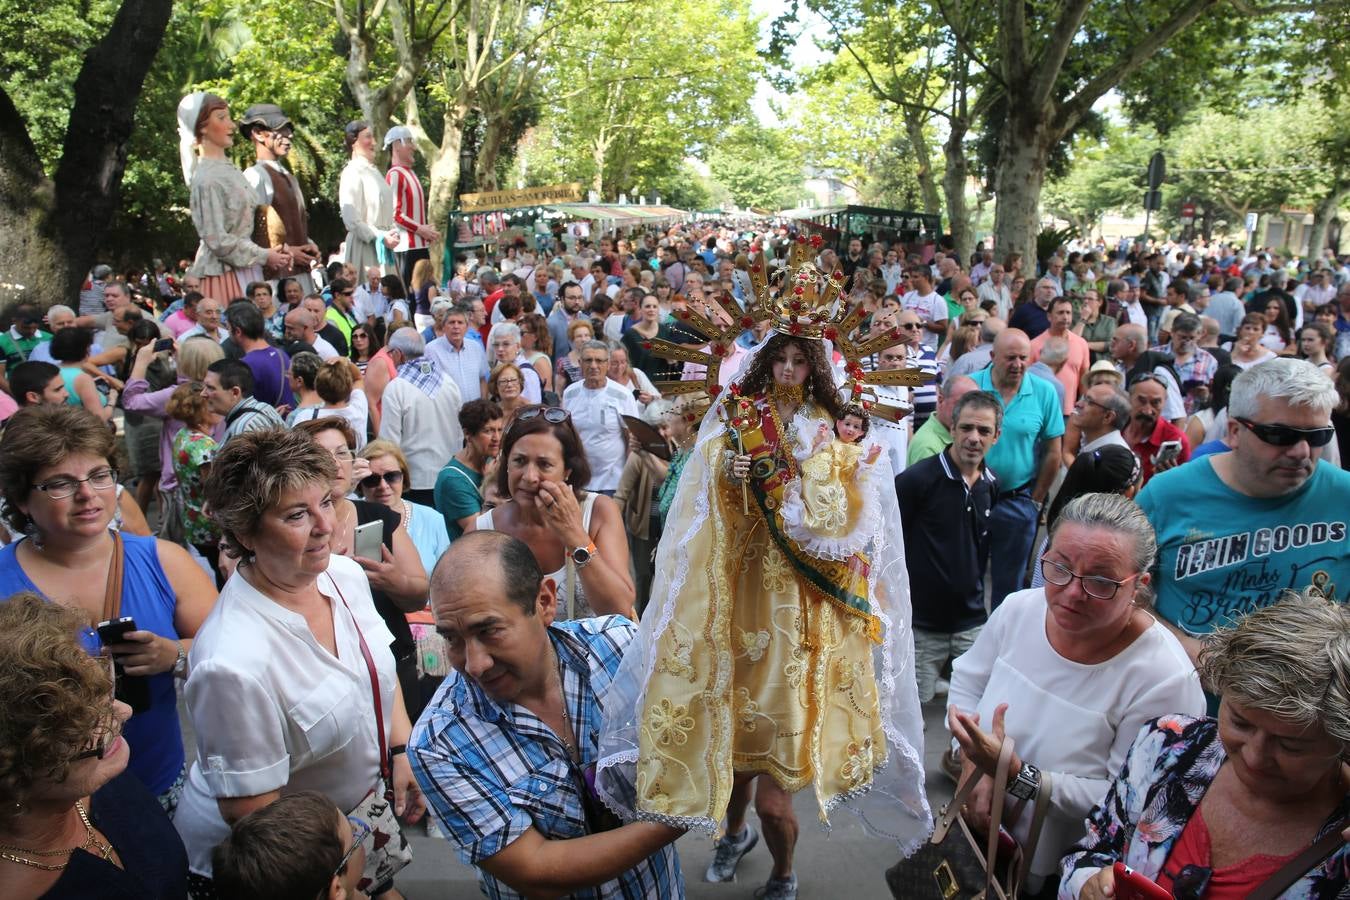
[433,398,503,539]
[1138,359,1349,664]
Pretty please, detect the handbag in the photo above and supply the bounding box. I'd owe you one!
[885,737,1052,899]
[333,577,414,893]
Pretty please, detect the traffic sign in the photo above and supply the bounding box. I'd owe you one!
[1180,201,1196,225]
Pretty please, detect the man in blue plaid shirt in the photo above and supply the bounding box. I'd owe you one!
[410,532,684,899]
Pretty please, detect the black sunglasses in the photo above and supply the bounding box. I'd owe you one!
[1235,417,1335,448]
[1169,864,1212,900]
[359,470,404,490]
[513,405,571,425]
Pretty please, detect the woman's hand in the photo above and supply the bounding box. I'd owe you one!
[533,479,589,548]
[109,631,178,677]
[637,390,655,405]
[1080,864,1117,900]
[265,247,292,272]
[355,544,401,593]
[961,763,996,837]
[391,753,425,823]
[350,456,372,488]
[730,453,751,480]
[948,704,1021,779]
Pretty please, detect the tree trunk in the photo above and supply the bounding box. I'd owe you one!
[0,0,172,312]
[902,110,942,216]
[1306,182,1349,262]
[426,119,465,271]
[992,115,1052,273]
[942,119,973,263]
[475,117,508,192]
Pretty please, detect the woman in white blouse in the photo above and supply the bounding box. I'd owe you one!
[174,429,424,898]
[339,120,396,277]
[945,493,1205,891]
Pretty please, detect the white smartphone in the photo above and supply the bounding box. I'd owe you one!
[353,520,383,560]
[1153,440,1183,468]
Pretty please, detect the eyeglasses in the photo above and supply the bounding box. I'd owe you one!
[33,467,118,501]
[898,322,922,330]
[1075,397,1113,414]
[338,290,355,297]
[359,470,404,490]
[1235,417,1335,448]
[329,815,372,887]
[74,655,121,761]
[1128,373,1167,389]
[328,447,355,462]
[1039,557,1140,601]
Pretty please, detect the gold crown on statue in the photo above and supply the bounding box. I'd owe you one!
[638,231,934,421]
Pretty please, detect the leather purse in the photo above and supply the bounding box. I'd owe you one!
[884,737,1052,900]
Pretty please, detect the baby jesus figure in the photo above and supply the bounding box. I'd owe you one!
[779,403,884,560]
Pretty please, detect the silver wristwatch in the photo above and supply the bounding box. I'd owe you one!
[1007,762,1042,801]
[173,642,188,680]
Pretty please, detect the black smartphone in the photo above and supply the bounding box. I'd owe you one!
[96,616,152,714]
[153,338,175,353]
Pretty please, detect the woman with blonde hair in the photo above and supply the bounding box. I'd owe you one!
[288,356,369,439]
[356,439,449,576]
[1062,591,1350,898]
[409,257,440,323]
[488,362,530,423]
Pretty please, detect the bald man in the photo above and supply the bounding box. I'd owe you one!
[409,531,685,899]
[970,329,1064,607]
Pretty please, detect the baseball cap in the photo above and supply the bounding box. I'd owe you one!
[383,125,414,149]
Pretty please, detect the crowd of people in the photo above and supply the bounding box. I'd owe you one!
[0,146,1348,900]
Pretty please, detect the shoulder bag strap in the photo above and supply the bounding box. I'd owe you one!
[984,738,1016,896]
[100,530,124,625]
[331,576,392,787]
[1247,816,1348,900]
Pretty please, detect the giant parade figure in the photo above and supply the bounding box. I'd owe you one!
[597,234,934,854]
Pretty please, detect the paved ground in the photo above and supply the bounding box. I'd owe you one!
[391,700,955,899]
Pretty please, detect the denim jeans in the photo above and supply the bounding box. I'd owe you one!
[988,492,1038,610]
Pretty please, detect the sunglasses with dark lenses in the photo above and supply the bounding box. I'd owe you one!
[1235,417,1335,448]
[327,815,372,890]
[1170,864,1212,900]
[359,470,404,490]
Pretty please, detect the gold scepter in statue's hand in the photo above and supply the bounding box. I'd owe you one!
[719,393,755,516]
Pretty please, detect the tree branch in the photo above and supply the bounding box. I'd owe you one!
[1027,0,1094,112]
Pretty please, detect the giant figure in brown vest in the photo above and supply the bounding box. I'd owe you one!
[241,104,321,293]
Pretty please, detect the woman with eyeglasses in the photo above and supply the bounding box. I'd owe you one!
[474,405,635,619]
[947,493,1204,892]
[356,440,449,577]
[0,593,189,898]
[175,428,422,899]
[1061,591,1349,900]
[488,362,529,424]
[0,405,217,816]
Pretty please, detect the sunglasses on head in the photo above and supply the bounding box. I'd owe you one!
[1235,417,1335,448]
[512,405,571,426]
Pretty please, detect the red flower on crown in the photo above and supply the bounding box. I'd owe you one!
[810,235,823,248]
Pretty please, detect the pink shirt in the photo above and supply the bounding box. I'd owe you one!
[163,310,196,338]
[1030,328,1091,415]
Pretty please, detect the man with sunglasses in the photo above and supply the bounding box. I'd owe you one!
[412,532,685,899]
[241,103,320,292]
[1138,358,1350,671]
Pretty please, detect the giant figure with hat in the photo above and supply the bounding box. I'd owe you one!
[240,103,321,293]
[383,125,440,289]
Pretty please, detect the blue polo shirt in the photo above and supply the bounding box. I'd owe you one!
[970,368,1064,491]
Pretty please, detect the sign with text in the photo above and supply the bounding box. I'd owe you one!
[459,183,583,212]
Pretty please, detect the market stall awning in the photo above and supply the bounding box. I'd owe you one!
[544,203,688,226]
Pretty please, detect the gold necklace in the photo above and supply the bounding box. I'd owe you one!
[0,802,114,871]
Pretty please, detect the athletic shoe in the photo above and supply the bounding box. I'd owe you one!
[704,824,758,882]
[753,875,799,899]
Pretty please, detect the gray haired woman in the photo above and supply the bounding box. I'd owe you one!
[1062,591,1350,899]
[941,493,1206,891]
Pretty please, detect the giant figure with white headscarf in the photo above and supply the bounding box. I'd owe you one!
[177,92,289,304]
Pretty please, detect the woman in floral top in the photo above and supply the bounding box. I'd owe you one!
[165,382,222,580]
[1059,592,1350,900]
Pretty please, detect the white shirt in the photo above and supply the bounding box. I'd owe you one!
[379,364,464,489]
[977,279,1012,320]
[425,335,488,404]
[562,378,639,491]
[311,334,339,361]
[353,284,390,322]
[177,324,228,345]
[867,382,913,475]
[176,556,396,876]
[900,290,947,349]
[949,588,1204,879]
[1078,429,1130,456]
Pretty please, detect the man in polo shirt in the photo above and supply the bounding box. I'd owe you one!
[907,375,978,466]
[411,532,684,900]
[971,329,1064,607]
[1030,296,1091,415]
[562,342,639,495]
[0,303,51,393]
[895,390,1001,703]
[1122,373,1190,486]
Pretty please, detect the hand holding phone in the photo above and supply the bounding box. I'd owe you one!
[1153,439,1183,470]
[352,520,383,562]
[1112,862,1172,900]
[153,338,175,353]
[96,617,153,713]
